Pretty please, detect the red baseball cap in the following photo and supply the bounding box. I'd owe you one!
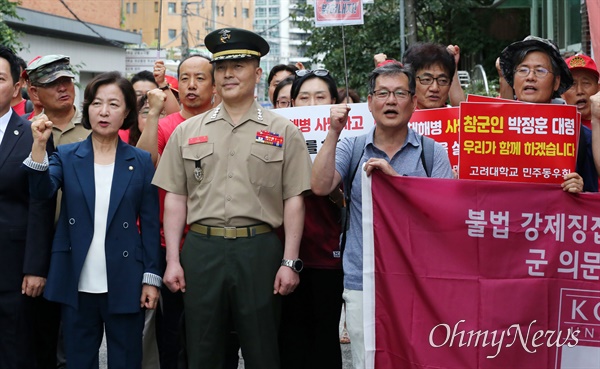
[165,74,179,93]
[565,54,599,80]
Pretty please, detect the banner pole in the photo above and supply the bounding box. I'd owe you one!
[341,24,350,102]
[157,0,163,58]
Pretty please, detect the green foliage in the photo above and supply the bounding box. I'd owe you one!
[292,0,505,98]
[0,0,23,51]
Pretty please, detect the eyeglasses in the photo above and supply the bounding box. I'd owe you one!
[372,89,411,100]
[295,69,330,78]
[276,99,291,108]
[416,74,450,86]
[514,67,554,78]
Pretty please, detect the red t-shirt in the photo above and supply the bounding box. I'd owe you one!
[158,112,186,154]
[118,129,130,143]
[276,195,342,269]
[12,99,26,116]
[582,119,591,130]
[158,112,187,247]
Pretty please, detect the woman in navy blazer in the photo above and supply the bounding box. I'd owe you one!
[25,71,161,369]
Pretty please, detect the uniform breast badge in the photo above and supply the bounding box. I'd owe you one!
[256,130,284,147]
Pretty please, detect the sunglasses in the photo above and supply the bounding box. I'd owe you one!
[295,69,330,78]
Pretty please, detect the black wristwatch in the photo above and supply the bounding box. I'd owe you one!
[281,258,303,273]
[159,83,170,91]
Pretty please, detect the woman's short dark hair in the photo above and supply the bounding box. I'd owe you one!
[267,64,298,86]
[403,42,456,80]
[130,70,157,88]
[127,94,147,146]
[273,75,296,106]
[338,88,360,103]
[291,71,339,104]
[82,71,138,131]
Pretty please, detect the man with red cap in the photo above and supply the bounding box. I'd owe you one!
[563,54,600,129]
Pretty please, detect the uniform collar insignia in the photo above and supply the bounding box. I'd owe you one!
[210,107,221,119]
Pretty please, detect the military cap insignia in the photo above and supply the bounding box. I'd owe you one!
[569,56,586,68]
[219,29,231,44]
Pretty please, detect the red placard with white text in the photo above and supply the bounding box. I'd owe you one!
[459,102,579,184]
[314,0,364,26]
[409,107,460,172]
[467,94,522,103]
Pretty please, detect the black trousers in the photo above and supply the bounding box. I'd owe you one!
[279,268,344,369]
[182,231,282,369]
[0,291,37,369]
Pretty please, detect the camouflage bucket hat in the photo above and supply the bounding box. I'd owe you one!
[25,55,75,86]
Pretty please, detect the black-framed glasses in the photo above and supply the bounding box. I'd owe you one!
[295,69,329,78]
[372,89,411,100]
[514,66,553,78]
[416,74,450,86]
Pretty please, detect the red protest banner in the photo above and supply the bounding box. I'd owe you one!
[467,94,522,103]
[458,102,579,183]
[314,0,364,27]
[363,173,600,369]
[409,107,460,172]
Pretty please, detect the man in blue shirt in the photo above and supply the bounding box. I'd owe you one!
[311,63,453,369]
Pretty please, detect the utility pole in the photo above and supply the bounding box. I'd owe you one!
[182,0,190,58]
[406,0,417,48]
[399,0,405,58]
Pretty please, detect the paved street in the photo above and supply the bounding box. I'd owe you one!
[100,336,353,368]
[100,308,353,368]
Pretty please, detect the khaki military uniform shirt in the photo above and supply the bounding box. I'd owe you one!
[153,101,312,228]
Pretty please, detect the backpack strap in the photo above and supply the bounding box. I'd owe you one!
[419,134,435,177]
[340,134,367,254]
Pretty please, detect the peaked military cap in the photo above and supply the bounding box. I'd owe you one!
[204,28,269,63]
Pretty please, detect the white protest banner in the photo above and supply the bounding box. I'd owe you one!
[275,103,373,159]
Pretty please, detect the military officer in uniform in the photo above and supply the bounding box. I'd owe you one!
[152,28,312,369]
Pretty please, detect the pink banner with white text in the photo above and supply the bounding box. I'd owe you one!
[362,173,600,369]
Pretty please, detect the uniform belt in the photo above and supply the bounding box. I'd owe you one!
[190,223,272,239]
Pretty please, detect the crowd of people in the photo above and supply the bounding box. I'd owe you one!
[0,26,598,369]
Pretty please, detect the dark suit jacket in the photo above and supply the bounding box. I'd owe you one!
[27,135,161,314]
[0,111,55,292]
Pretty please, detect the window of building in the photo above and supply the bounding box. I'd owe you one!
[256,0,266,5]
[154,28,159,39]
[269,7,279,17]
[168,29,177,39]
[234,7,237,17]
[133,2,137,13]
[154,1,159,12]
[243,8,249,18]
[255,8,266,18]
[168,2,176,14]
[196,30,200,40]
[126,2,130,13]
[221,6,224,16]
